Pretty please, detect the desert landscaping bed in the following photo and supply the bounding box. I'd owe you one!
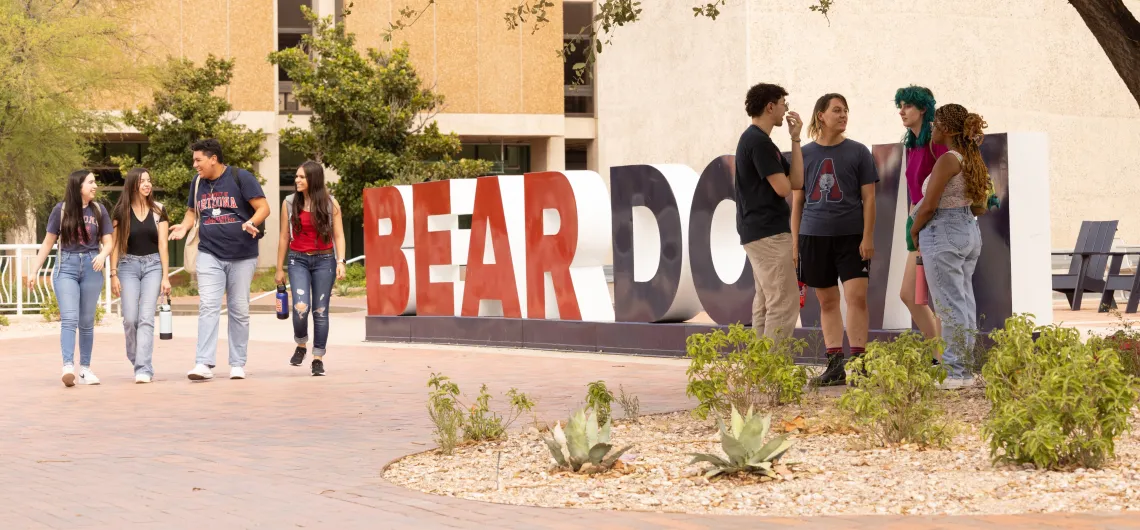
[384,390,1140,516]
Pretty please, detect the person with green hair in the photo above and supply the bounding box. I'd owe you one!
[895,85,944,346]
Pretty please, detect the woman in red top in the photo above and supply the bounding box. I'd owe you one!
[274,161,346,376]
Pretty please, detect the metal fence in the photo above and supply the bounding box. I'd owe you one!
[0,244,112,316]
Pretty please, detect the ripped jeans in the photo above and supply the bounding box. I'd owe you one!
[287,250,336,357]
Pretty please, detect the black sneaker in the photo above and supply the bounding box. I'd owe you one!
[931,357,941,367]
[290,346,306,366]
[311,358,325,376]
[813,353,847,387]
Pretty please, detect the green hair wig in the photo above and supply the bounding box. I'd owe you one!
[894,85,937,148]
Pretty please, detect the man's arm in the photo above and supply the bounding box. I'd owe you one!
[860,183,876,260]
[787,139,804,190]
[248,197,271,226]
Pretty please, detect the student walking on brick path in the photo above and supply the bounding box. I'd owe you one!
[895,85,945,353]
[25,170,114,387]
[791,93,880,387]
[169,138,270,381]
[909,104,992,389]
[274,161,347,377]
[734,83,805,343]
[110,168,172,384]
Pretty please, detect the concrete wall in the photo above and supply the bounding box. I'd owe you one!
[594,0,1140,249]
[347,0,565,116]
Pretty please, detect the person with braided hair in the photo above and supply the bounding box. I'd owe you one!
[896,86,945,350]
[909,103,992,389]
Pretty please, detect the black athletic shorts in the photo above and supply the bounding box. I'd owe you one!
[797,234,869,289]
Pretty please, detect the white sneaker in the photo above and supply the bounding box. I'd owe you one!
[940,376,976,390]
[61,365,76,387]
[230,367,246,380]
[187,364,214,381]
[79,367,100,385]
[135,373,152,384]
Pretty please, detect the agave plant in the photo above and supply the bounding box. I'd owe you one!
[689,405,794,478]
[543,407,633,473]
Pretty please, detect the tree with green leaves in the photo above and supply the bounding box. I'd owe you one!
[268,7,492,219]
[0,0,139,235]
[115,55,268,223]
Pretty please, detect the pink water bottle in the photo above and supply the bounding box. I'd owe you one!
[915,255,929,305]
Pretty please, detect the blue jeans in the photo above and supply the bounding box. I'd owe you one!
[287,251,336,356]
[119,254,162,376]
[195,252,258,368]
[918,207,983,379]
[53,251,105,366]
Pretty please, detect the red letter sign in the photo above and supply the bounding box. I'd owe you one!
[524,172,581,320]
[462,177,522,317]
[363,187,411,315]
[413,180,454,316]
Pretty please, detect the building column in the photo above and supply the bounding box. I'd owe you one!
[532,136,567,172]
[257,135,282,269]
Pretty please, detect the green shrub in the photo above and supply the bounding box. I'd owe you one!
[685,323,808,419]
[585,380,614,425]
[249,269,279,293]
[1089,310,1140,380]
[839,332,955,447]
[170,282,198,298]
[426,373,536,454]
[344,262,366,287]
[983,315,1137,469]
[0,314,9,327]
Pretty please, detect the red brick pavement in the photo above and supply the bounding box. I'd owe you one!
[1,331,1137,529]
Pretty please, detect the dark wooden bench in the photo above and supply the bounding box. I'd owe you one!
[1097,251,1140,314]
[1052,220,1117,311]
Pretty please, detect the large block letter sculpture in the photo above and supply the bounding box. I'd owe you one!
[363,186,415,315]
[413,180,456,316]
[610,164,701,322]
[462,176,522,317]
[688,155,754,325]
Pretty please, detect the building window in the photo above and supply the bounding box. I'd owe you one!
[564,2,594,116]
[566,146,588,171]
[278,0,314,114]
[460,144,531,175]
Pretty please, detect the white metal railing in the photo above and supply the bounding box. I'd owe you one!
[0,244,112,316]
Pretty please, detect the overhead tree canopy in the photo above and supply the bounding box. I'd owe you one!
[269,7,492,219]
[0,0,140,234]
[116,55,268,223]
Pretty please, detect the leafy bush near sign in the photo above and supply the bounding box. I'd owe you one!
[586,380,615,426]
[426,373,536,455]
[684,324,809,420]
[983,315,1138,470]
[617,384,640,423]
[839,332,956,448]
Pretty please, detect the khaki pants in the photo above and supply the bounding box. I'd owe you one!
[743,233,799,342]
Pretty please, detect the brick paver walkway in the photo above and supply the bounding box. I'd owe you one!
[1,315,1136,529]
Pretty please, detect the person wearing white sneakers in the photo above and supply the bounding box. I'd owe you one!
[169,139,270,381]
[110,168,172,384]
[25,170,114,387]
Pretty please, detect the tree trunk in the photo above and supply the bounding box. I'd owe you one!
[1069,0,1140,109]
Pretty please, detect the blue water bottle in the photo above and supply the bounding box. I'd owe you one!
[275,284,289,320]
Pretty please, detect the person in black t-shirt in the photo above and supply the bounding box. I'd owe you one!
[110,168,172,384]
[734,83,804,342]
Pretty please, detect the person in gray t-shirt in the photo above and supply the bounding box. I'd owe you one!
[791,93,879,387]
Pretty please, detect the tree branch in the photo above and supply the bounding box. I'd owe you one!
[1068,0,1140,109]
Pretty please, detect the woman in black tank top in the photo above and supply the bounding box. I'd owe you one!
[110,168,171,384]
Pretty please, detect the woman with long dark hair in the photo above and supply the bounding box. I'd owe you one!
[910,104,992,389]
[25,170,114,387]
[274,160,346,376]
[110,168,171,384]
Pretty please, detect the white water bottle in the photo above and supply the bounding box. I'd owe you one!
[159,296,173,340]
